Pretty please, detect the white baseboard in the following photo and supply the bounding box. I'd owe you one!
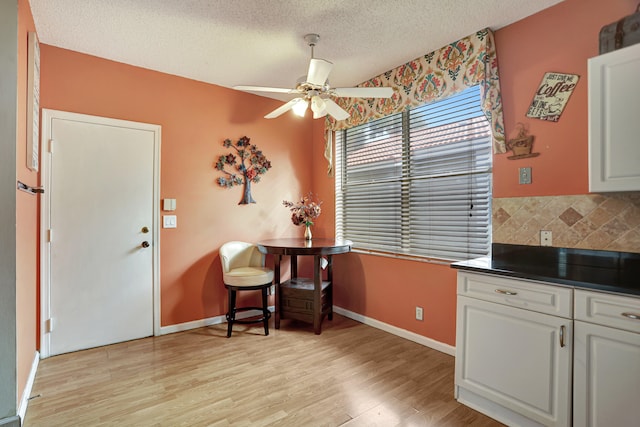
[333,306,455,356]
[18,351,40,422]
[159,305,455,357]
[159,306,275,335]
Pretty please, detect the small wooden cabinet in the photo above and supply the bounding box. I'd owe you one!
[588,43,640,192]
[573,290,640,427]
[280,277,331,325]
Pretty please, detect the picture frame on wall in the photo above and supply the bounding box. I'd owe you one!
[526,72,579,122]
[27,31,40,172]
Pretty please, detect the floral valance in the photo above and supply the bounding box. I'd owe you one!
[326,28,506,154]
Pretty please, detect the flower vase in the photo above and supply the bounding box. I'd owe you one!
[304,224,312,241]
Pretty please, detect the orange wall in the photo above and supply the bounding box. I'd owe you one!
[16,0,37,406]
[40,46,315,326]
[494,0,638,197]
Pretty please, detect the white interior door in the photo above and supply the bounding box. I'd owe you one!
[41,110,160,357]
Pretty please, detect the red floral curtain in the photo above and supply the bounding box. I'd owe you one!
[326,28,506,154]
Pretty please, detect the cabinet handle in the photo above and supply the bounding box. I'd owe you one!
[621,312,640,320]
[494,289,518,296]
[560,325,566,348]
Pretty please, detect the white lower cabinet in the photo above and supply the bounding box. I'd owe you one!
[455,272,573,427]
[573,290,640,427]
[456,272,640,427]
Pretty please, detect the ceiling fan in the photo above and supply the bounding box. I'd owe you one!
[233,34,393,121]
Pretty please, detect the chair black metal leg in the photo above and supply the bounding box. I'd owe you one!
[224,283,272,338]
[261,287,269,336]
[226,287,236,338]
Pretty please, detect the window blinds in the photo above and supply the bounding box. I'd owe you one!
[335,85,492,261]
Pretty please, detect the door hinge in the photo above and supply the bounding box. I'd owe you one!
[47,229,52,242]
[45,318,53,333]
[48,139,54,153]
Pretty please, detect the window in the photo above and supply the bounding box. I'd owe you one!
[335,85,492,261]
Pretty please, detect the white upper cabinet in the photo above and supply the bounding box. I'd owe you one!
[589,43,640,192]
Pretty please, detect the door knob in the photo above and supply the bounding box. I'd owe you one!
[141,241,150,248]
[141,226,149,233]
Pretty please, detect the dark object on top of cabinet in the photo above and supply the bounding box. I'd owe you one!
[599,4,640,54]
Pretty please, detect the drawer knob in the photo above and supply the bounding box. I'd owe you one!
[495,289,518,296]
[621,312,640,320]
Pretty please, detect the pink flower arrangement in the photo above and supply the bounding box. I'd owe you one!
[283,193,322,226]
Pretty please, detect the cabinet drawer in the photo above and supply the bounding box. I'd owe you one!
[575,289,640,333]
[457,272,572,318]
[280,278,330,323]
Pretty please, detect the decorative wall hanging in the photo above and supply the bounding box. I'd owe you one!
[507,123,539,160]
[526,72,579,122]
[283,193,322,240]
[215,136,271,204]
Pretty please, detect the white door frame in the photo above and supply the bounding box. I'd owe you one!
[39,109,161,358]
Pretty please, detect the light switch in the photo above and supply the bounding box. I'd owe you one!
[163,215,177,228]
[163,199,176,211]
[519,167,532,185]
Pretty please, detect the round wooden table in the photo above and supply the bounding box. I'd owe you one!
[257,238,352,334]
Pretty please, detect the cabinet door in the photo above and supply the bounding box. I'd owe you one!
[456,296,572,426]
[574,321,640,427]
[589,43,640,192]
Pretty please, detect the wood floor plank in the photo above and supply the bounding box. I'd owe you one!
[24,315,503,426]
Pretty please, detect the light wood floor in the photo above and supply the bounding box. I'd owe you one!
[24,315,503,426]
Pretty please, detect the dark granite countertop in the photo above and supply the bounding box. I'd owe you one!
[451,244,640,297]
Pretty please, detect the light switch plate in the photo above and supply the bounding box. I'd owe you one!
[163,215,177,228]
[519,167,532,184]
[163,198,176,211]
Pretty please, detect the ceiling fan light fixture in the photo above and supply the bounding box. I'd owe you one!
[311,95,327,118]
[292,98,308,117]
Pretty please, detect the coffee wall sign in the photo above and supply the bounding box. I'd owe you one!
[526,72,579,122]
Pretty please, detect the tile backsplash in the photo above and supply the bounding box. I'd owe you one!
[493,193,640,253]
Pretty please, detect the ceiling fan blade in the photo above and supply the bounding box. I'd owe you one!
[234,85,298,94]
[323,99,350,121]
[307,58,333,86]
[333,87,394,98]
[264,98,303,119]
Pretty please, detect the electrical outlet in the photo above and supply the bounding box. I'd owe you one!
[415,306,424,321]
[541,230,552,246]
[519,167,532,184]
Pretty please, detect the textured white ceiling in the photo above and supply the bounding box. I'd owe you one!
[29,0,564,101]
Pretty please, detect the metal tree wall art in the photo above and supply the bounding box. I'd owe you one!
[215,136,272,204]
